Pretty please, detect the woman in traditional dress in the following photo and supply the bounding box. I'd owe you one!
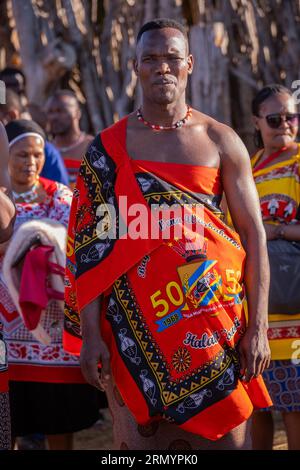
[251,84,300,450]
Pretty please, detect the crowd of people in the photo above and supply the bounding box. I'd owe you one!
[0,68,105,450]
[0,17,299,451]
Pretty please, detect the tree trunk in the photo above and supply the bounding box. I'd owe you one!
[190,22,231,125]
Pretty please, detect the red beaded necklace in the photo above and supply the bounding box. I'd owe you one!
[137,106,192,131]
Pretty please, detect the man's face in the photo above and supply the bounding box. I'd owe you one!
[135,28,193,105]
[46,96,80,135]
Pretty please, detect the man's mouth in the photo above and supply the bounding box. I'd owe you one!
[154,79,174,85]
[50,121,61,130]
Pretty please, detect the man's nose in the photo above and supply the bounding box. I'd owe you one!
[156,60,170,74]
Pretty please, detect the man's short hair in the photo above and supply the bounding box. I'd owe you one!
[137,18,188,43]
[50,89,79,105]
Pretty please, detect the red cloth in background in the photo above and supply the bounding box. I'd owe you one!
[19,245,55,330]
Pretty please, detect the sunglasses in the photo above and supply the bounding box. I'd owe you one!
[260,113,300,129]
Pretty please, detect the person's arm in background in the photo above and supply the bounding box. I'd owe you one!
[40,141,69,186]
[80,295,111,391]
[0,122,15,242]
[264,222,300,241]
[217,124,271,382]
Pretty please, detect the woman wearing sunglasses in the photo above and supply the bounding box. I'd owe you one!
[251,84,300,450]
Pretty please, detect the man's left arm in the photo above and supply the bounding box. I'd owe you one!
[218,125,271,382]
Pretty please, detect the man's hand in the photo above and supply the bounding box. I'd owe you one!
[80,294,111,391]
[80,337,111,391]
[238,325,271,382]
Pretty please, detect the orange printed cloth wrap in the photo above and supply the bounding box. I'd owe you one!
[64,117,271,441]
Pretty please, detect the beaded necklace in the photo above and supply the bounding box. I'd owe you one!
[12,182,39,203]
[137,106,192,130]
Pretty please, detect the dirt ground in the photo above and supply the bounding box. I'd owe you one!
[73,409,288,450]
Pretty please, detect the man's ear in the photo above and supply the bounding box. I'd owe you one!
[76,107,81,120]
[187,54,194,75]
[134,58,139,76]
[8,109,19,121]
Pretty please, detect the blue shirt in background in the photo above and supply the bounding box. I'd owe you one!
[41,141,69,186]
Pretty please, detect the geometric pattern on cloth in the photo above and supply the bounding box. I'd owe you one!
[0,392,11,450]
[262,359,300,412]
[108,274,240,423]
[6,301,79,367]
[268,325,300,340]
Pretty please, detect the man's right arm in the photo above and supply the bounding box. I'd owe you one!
[80,294,111,390]
[0,122,15,242]
[215,122,270,382]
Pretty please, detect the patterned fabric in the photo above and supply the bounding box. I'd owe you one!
[64,158,81,191]
[252,147,300,360]
[261,360,300,412]
[0,325,8,393]
[252,147,300,225]
[64,116,271,441]
[0,392,11,450]
[14,178,71,229]
[0,177,83,383]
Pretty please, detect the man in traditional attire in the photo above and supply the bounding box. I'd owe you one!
[64,19,272,450]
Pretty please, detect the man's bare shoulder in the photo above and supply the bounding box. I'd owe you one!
[192,108,248,162]
[192,109,242,149]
